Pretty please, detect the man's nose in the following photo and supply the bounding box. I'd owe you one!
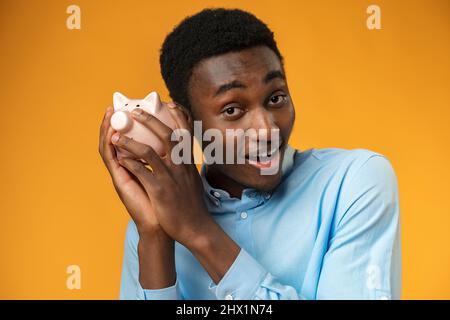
[247,106,280,143]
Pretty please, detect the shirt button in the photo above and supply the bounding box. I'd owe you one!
[240,211,248,220]
[225,294,234,300]
[213,191,221,198]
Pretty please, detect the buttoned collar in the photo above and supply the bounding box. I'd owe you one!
[200,145,297,214]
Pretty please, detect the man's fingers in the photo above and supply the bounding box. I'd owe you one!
[167,102,193,133]
[130,108,174,148]
[99,106,113,142]
[111,133,167,174]
[165,102,196,165]
[103,125,119,167]
[99,106,119,170]
[118,157,159,195]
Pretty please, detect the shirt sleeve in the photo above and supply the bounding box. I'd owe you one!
[209,154,401,300]
[209,248,303,300]
[316,154,401,299]
[119,220,182,300]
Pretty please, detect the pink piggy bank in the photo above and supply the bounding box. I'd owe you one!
[110,91,177,162]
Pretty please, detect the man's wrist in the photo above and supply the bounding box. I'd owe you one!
[138,226,172,244]
[186,218,241,284]
[185,217,218,253]
[137,228,176,290]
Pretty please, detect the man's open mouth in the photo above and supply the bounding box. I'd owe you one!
[244,143,283,169]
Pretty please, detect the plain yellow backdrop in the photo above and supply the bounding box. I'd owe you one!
[0,0,449,299]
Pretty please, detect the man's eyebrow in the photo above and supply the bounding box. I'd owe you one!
[213,70,285,97]
[214,80,247,97]
[264,70,286,84]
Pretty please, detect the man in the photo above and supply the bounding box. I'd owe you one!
[98,8,401,300]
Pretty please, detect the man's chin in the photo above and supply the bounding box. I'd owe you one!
[231,165,283,192]
[207,146,286,193]
[238,148,286,191]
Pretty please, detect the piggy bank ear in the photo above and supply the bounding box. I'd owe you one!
[113,92,129,110]
[143,92,161,114]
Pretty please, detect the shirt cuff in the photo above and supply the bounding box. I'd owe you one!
[141,278,181,300]
[209,248,267,300]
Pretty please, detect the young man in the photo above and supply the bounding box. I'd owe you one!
[98,8,401,300]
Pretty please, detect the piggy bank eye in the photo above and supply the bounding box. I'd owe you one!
[125,103,128,106]
[136,104,140,107]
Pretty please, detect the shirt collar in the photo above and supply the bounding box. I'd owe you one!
[200,145,297,214]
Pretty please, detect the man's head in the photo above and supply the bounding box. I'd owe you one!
[160,8,295,194]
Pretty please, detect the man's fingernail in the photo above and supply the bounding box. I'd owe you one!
[168,102,177,109]
[111,133,120,143]
[132,108,143,116]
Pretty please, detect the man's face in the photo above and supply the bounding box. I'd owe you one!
[187,46,295,192]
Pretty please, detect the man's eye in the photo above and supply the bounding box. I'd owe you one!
[268,94,287,107]
[222,106,244,119]
[225,107,235,114]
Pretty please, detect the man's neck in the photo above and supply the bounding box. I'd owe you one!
[205,165,245,199]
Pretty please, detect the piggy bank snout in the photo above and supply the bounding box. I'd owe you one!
[110,110,133,132]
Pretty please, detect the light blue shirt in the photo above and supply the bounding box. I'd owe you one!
[120,146,401,300]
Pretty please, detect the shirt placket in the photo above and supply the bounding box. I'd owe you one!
[233,192,262,255]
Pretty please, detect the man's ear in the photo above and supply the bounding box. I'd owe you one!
[175,102,194,132]
[113,92,129,110]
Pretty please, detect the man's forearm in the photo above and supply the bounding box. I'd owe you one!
[137,230,176,289]
[189,220,241,284]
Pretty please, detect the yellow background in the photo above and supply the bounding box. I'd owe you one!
[0,0,449,299]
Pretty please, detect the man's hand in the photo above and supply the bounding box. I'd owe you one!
[110,104,212,247]
[98,106,161,235]
[99,106,176,289]
[111,105,240,283]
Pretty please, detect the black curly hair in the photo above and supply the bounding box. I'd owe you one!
[159,8,284,110]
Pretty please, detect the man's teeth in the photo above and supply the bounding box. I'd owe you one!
[249,147,279,162]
